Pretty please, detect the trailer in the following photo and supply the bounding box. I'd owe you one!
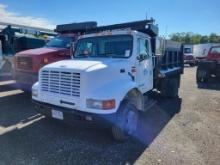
[32,19,184,141]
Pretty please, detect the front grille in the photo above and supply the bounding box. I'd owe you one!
[184,55,194,60]
[17,57,33,70]
[41,70,80,97]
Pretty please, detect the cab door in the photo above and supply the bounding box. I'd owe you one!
[135,37,153,93]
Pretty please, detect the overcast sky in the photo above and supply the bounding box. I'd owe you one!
[0,0,219,36]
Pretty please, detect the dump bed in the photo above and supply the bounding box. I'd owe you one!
[13,36,46,53]
[154,40,183,78]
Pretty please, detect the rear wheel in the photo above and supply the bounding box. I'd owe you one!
[196,68,209,83]
[112,100,139,141]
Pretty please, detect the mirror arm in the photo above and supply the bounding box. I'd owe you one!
[70,42,75,59]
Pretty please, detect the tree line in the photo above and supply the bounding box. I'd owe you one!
[170,32,220,44]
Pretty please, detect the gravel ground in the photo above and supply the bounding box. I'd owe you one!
[0,67,219,165]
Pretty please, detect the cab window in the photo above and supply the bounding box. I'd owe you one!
[138,38,150,59]
[210,47,220,54]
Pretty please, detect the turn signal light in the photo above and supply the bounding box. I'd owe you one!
[103,100,116,110]
[86,99,116,110]
[43,58,48,64]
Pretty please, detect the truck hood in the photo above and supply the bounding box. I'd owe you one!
[15,47,67,56]
[43,58,129,72]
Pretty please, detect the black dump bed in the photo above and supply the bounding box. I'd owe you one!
[13,37,45,53]
[55,22,97,33]
[86,19,158,38]
[160,40,183,74]
[0,26,47,55]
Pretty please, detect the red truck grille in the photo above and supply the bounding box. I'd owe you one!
[17,57,33,70]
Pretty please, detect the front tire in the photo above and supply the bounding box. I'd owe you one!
[112,100,139,141]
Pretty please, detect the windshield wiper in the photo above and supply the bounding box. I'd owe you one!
[97,53,115,57]
[75,54,90,58]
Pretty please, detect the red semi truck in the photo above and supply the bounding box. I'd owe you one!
[196,46,220,82]
[14,22,97,90]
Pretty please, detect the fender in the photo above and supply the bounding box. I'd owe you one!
[32,82,40,101]
[87,79,139,113]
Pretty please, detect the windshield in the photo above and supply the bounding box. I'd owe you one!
[210,47,220,54]
[184,48,192,54]
[45,36,71,49]
[74,35,133,58]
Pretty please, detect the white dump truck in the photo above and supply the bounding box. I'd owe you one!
[32,19,184,141]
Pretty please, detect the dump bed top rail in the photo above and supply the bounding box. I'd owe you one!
[86,19,159,38]
[55,22,97,33]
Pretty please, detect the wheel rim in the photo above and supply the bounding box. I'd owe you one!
[124,110,138,135]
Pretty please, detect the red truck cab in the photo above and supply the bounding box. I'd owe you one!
[14,22,97,90]
[196,46,220,82]
[14,35,75,90]
[206,46,220,61]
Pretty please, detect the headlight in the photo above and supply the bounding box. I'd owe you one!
[32,88,38,97]
[86,99,115,110]
[43,57,48,64]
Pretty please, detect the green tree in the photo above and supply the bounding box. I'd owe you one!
[200,36,209,43]
[170,32,220,44]
[191,34,202,44]
[209,33,219,43]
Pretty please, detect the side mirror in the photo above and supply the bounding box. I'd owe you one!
[137,54,145,62]
[66,43,71,49]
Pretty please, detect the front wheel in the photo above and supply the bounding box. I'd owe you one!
[112,100,139,141]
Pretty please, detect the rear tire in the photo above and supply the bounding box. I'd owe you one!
[112,100,139,141]
[196,68,209,83]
